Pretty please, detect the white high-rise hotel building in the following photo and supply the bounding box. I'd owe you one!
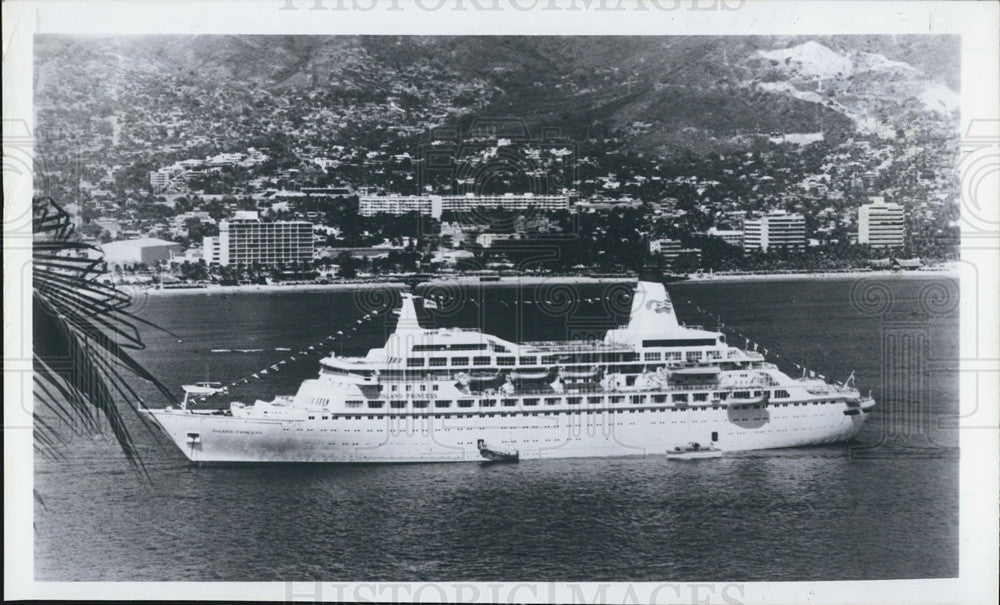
[203,211,313,267]
[858,197,905,247]
[743,211,806,252]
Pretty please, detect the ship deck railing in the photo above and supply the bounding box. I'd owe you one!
[461,379,808,398]
[521,340,626,352]
[377,359,748,380]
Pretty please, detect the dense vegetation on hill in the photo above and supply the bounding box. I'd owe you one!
[34,35,961,272]
[35,35,958,152]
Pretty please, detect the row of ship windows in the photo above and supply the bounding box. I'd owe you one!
[378,376,771,393]
[303,400,830,420]
[226,234,310,239]
[312,389,796,410]
[405,350,724,367]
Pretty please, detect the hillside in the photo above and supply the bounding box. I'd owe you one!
[35,35,958,154]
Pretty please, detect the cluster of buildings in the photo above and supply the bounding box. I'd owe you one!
[148,150,268,194]
[96,212,316,271]
[92,192,910,278]
[359,193,570,219]
[697,198,905,254]
[361,191,906,254]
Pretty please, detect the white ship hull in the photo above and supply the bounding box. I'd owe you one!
[148,401,873,464]
[151,280,876,464]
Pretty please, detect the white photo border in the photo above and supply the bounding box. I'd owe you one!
[4,1,998,603]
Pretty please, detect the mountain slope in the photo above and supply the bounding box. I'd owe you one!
[34,35,959,159]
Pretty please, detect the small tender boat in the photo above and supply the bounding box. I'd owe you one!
[667,442,722,460]
[477,439,519,463]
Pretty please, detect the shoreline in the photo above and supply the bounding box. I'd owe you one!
[682,266,958,283]
[146,281,409,296]
[142,266,959,296]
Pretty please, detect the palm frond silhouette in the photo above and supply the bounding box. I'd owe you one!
[33,197,175,470]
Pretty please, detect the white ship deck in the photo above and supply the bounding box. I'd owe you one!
[149,280,875,464]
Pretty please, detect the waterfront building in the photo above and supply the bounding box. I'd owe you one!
[649,238,682,258]
[858,197,905,247]
[743,211,806,252]
[706,227,744,247]
[100,238,182,267]
[203,211,313,267]
[650,238,702,269]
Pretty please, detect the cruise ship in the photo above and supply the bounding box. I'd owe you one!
[147,279,875,463]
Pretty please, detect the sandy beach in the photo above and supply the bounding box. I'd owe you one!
[142,265,959,296]
[683,265,959,283]
[146,281,409,297]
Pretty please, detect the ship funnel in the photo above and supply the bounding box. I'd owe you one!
[627,280,680,332]
[394,293,422,335]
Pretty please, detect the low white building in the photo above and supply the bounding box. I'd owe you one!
[100,238,182,267]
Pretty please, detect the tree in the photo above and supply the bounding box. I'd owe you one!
[184,218,218,244]
[32,197,173,471]
[335,252,358,279]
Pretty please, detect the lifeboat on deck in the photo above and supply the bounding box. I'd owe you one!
[559,366,600,379]
[511,367,558,381]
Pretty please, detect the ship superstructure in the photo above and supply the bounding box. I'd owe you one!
[147,280,875,463]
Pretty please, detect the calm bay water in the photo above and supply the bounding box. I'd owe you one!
[34,276,959,581]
